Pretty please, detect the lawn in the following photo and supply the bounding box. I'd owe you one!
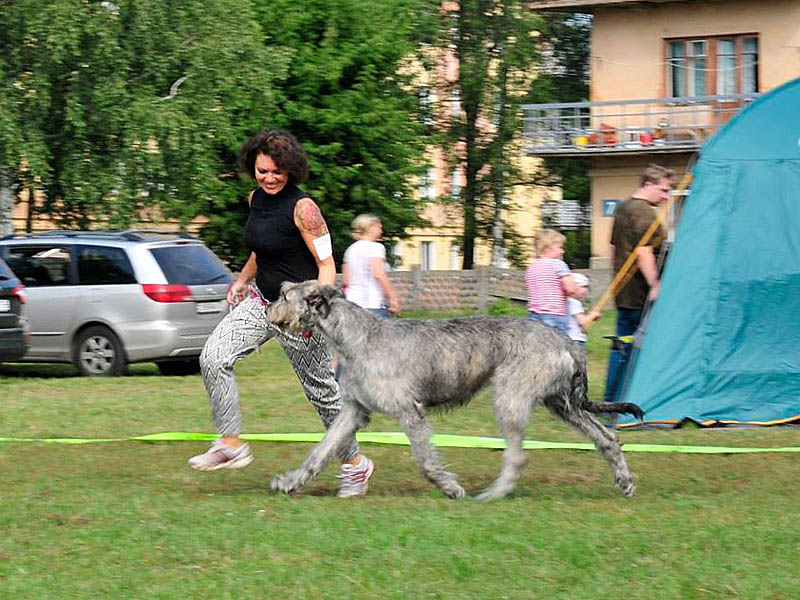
[1,310,799,599]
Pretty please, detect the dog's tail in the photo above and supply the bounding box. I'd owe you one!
[582,400,644,421]
[568,353,644,421]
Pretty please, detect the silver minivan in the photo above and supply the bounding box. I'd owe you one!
[0,230,233,376]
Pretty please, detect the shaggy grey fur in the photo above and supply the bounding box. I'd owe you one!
[266,281,644,500]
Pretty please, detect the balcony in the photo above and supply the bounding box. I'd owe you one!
[521,93,759,157]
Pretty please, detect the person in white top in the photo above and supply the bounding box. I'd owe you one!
[566,273,591,348]
[342,214,399,316]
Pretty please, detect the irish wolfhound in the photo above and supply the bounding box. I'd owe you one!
[266,281,643,501]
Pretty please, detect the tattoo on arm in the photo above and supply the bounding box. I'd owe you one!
[295,198,329,237]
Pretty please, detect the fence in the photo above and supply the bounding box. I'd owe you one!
[385,267,609,313]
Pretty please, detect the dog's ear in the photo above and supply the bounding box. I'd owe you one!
[305,285,341,319]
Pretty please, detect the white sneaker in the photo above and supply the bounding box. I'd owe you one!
[188,441,254,471]
[337,456,375,498]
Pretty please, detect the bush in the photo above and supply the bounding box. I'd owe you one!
[487,298,528,317]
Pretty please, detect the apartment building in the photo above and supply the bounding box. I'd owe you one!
[524,0,800,267]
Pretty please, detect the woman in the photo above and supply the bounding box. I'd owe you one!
[189,129,374,498]
[342,214,400,317]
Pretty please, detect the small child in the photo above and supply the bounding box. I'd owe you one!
[525,229,577,336]
[567,273,592,348]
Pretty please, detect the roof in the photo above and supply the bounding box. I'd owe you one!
[528,0,692,11]
[0,230,198,245]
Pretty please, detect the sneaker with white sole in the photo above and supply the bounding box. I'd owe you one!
[337,455,375,498]
[188,440,254,471]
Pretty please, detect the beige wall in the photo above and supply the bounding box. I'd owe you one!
[591,0,800,101]
[585,0,800,264]
[398,150,556,271]
[11,188,208,234]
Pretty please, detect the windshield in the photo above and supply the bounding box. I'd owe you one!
[149,244,232,286]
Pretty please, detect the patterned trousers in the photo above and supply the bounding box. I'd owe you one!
[199,289,359,461]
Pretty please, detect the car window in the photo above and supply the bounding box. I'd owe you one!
[5,245,72,287]
[77,245,137,285]
[149,244,231,285]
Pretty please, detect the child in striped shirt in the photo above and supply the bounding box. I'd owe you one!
[525,229,578,336]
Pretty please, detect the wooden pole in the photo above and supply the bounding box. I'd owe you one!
[586,171,693,327]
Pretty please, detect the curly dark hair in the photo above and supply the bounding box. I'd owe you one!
[237,129,309,184]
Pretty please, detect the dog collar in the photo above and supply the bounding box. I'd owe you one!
[301,330,313,340]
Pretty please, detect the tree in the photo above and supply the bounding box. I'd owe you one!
[526,12,592,267]
[0,0,285,239]
[200,0,431,268]
[443,0,542,269]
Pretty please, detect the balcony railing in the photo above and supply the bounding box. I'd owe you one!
[521,93,759,156]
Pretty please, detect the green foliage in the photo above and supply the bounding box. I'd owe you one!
[201,0,431,269]
[526,13,592,238]
[0,0,282,233]
[1,0,428,272]
[486,297,527,317]
[442,0,543,269]
[563,229,591,269]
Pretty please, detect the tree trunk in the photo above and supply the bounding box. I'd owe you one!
[490,0,510,267]
[0,169,13,237]
[24,184,34,233]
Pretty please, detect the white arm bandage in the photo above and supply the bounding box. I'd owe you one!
[312,233,333,261]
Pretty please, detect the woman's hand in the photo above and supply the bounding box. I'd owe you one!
[227,252,257,305]
[227,278,248,305]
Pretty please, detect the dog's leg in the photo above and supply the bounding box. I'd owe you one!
[398,410,465,499]
[476,391,530,502]
[547,398,636,498]
[271,400,369,495]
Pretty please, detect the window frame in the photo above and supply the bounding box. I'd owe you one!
[665,34,759,99]
[420,241,434,271]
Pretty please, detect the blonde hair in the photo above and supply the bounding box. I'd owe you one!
[351,213,382,239]
[534,229,566,256]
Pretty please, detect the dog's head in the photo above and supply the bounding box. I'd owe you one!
[265,280,344,338]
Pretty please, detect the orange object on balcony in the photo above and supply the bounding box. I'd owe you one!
[588,122,617,147]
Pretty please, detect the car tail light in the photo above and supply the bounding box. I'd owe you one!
[141,284,193,303]
[12,285,26,305]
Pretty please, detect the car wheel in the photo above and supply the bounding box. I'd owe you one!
[156,358,201,376]
[73,326,127,377]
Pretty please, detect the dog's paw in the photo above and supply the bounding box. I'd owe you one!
[617,478,636,498]
[440,482,466,500]
[474,485,509,502]
[271,471,302,494]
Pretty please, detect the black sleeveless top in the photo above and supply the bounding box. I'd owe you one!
[242,183,318,301]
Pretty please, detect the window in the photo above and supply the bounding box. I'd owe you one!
[5,246,72,287]
[419,86,435,126]
[450,87,460,119]
[419,167,436,200]
[450,244,460,270]
[149,245,231,285]
[450,167,461,199]
[420,241,434,271]
[77,246,136,285]
[667,35,758,98]
[741,37,759,94]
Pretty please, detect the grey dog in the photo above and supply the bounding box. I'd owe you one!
[266,281,644,501]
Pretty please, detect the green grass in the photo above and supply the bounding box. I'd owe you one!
[1,312,800,598]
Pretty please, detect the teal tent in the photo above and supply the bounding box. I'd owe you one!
[618,77,800,427]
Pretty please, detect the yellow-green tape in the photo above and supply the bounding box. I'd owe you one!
[0,431,799,454]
